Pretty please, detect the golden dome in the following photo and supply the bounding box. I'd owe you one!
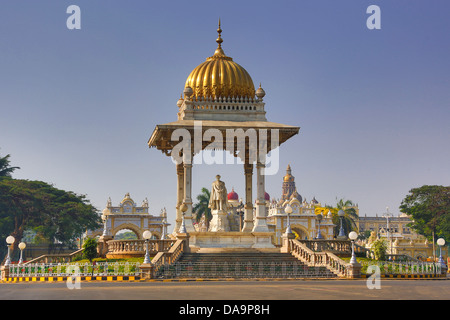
[283,164,295,182]
[185,21,255,99]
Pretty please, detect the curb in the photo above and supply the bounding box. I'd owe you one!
[2,274,447,283]
[1,275,144,283]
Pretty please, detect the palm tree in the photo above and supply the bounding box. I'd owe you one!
[193,187,212,229]
[331,198,359,237]
[0,153,20,178]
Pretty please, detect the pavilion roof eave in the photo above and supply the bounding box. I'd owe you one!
[147,119,300,153]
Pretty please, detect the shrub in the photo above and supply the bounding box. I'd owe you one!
[82,237,98,262]
[371,239,388,261]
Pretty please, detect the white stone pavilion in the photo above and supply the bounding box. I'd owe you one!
[148,22,299,250]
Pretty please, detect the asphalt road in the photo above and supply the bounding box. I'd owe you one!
[1,279,449,301]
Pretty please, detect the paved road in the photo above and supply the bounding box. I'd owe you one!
[1,279,449,300]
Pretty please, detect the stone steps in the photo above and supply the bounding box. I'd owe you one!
[156,252,337,279]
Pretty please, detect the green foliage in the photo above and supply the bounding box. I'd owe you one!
[193,187,212,229]
[114,231,138,240]
[327,198,359,237]
[399,185,450,242]
[371,239,388,261]
[0,178,102,253]
[82,237,98,262]
[0,152,20,178]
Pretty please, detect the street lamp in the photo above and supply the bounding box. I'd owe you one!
[349,231,358,264]
[284,204,293,235]
[18,242,26,265]
[238,199,244,232]
[179,203,188,234]
[338,209,346,237]
[315,213,323,239]
[5,235,15,266]
[382,207,393,260]
[143,230,152,264]
[437,238,446,268]
[161,218,167,240]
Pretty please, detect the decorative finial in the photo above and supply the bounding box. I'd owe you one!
[216,18,223,48]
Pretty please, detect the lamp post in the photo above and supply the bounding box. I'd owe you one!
[382,207,393,260]
[238,199,244,232]
[161,218,167,240]
[18,242,26,265]
[284,204,293,235]
[143,230,152,264]
[101,214,109,237]
[437,238,446,268]
[5,236,15,266]
[349,231,358,264]
[179,203,188,234]
[338,209,346,238]
[316,213,323,239]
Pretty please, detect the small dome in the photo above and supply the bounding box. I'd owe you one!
[227,188,239,201]
[289,188,302,202]
[265,192,270,201]
[256,84,266,99]
[283,164,295,182]
[177,96,184,107]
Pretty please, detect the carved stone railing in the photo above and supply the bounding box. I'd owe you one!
[24,249,84,265]
[151,239,185,277]
[289,239,349,277]
[106,239,176,259]
[298,239,374,258]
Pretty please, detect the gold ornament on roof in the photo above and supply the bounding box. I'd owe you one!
[185,20,256,99]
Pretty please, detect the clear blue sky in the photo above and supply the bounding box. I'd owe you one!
[1,1,449,231]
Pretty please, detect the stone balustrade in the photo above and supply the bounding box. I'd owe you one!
[105,239,176,259]
[289,239,350,277]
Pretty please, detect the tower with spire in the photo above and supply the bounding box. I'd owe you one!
[281,164,302,202]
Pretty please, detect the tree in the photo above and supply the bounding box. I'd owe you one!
[0,153,20,178]
[82,237,98,262]
[326,198,359,237]
[399,185,450,242]
[0,178,101,257]
[371,238,388,261]
[193,187,212,229]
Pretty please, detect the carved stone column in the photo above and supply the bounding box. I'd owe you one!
[175,163,184,233]
[182,158,195,233]
[242,162,254,232]
[252,161,269,232]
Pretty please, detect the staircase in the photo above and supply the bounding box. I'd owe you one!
[155,251,337,279]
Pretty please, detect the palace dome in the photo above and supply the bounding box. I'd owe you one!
[283,164,295,182]
[227,188,239,201]
[184,22,255,99]
[265,192,270,201]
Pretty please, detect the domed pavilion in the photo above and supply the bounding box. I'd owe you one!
[148,21,299,249]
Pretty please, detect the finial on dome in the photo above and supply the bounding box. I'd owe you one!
[256,83,266,100]
[213,19,226,57]
[216,18,223,48]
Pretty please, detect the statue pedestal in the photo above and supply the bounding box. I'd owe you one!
[188,231,275,250]
[209,209,229,232]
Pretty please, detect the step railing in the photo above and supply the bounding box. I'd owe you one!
[24,249,84,265]
[289,239,349,277]
[151,239,185,277]
[297,239,375,258]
